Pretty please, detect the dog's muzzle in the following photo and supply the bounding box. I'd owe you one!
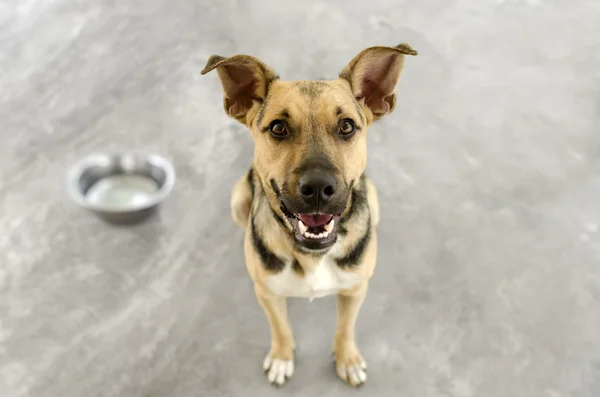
[274,172,348,252]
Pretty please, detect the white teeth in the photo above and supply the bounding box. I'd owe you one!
[324,219,335,233]
[298,220,308,234]
[300,227,332,239]
[298,217,336,240]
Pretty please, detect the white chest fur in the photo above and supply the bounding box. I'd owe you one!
[266,254,361,299]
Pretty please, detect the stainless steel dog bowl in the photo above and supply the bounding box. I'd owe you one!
[67,152,175,224]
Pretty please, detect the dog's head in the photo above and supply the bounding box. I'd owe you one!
[202,44,417,252]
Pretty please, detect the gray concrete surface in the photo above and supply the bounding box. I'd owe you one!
[1,0,600,396]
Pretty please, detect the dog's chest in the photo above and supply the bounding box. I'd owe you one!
[266,255,360,299]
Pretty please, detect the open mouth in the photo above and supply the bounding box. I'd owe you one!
[280,202,340,250]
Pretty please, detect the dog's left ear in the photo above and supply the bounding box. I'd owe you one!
[340,43,417,120]
[201,54,278,123]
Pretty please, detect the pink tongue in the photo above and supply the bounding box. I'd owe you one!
[297,214,333,227]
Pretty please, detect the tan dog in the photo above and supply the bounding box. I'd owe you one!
[201,43,417,387]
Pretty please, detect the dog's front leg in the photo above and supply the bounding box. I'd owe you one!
[254,284,295,386]
[334,282,368,387]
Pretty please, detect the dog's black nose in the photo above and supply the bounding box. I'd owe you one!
[298,171,338,204]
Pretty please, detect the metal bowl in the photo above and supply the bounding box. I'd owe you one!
[67,152,175,224]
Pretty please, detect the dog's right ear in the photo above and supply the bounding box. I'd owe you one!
[201,54,278,124]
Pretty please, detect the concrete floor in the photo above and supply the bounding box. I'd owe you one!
[1,0,600,396]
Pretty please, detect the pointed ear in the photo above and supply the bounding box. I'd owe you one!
[201,54,278,123]
[340,43,417,120]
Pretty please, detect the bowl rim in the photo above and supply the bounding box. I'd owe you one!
[67,151,176,213]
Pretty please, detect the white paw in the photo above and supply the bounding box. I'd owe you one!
[336,359,367,387]
[263,355,294,386]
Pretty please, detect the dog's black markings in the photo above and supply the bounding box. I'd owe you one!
[338,69,367,124]
[293,81,334,137]
[267,179,292,232]
[337,102,365,127]
[270,178,282,197]
[259,109,292,133]
[247,167,255,198]
[352,98,366,125]
[251,215,285,273]
[293,240,323,256]
[336,215,371,269]
[343,189,365,221]
[271,208,288,230]
[254,77,279,127]
[338,177,368,236]
[292,259,304,275]
[294,81,329,100]
[255,97,269,127]
[294,155,337,175]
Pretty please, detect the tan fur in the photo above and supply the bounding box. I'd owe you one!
[366,178,380,226]
[248,79,369,218]
[230,173,252,228]
[203,43,416,387]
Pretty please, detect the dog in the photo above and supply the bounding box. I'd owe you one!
[201,43,417,387]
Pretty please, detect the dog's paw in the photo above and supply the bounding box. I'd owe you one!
[263,347,294,386]
[334,345,367,387]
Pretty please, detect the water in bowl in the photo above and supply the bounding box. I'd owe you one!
[85,174,159,209]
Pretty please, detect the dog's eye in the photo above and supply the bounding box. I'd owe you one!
[269,121,287,137]
[339,119,356,136]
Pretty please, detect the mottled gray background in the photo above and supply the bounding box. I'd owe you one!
[1,0,600,396]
